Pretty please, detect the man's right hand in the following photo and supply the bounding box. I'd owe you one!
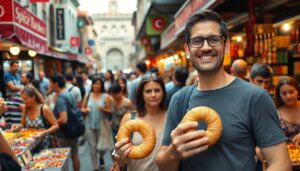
[169,121,209,159]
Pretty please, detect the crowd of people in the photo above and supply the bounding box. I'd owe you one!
[0,10,299,171]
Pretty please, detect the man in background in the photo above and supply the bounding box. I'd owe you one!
[231,59,249,81]
[39,71,49,95]
[249,63,273,90]
[128,62,147,105]
[165,67,189,107]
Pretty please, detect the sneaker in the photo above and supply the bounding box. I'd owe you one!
[99,158,105,169]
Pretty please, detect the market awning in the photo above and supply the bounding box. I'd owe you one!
[0,0,47,53]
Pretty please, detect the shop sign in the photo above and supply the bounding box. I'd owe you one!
[14,1,46,37]
[56,8,65,40]
[71,36,80,47]
[88,39,95,46]
[174,0,216,33]
[84,47,92,55]
[140,36,151,46]
[29,0,49,2]
[0,1,13,22]
[146,16,169,35]
[161,23,176,49]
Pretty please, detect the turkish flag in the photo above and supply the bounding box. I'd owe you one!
[29,0,49,2]
[71,37,80,47]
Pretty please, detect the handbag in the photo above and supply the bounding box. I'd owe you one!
[97,117,114,152]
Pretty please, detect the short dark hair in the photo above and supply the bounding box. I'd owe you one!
[50,73,65,88]
[174,67,189,84]
[250,63,273,79]
[10,60,19,67]
[184,10,228,44]
[91,76,105,93]
[275,76,300,107]
[26,72,33,82]
[65,73,74,81]
[136,62,147,73]
[109,83,122,94]
[136,74,166,116]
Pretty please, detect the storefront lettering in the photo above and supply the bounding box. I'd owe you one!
[0,5,5,18]
[56,8,65,40]
[15,7,46,36]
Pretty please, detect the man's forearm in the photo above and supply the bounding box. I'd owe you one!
[156,147,181,171]
[266,162,291,171]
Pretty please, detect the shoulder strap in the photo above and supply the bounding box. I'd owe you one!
[40,104,49,127]
[178,83,197,115]
[68,86,74,92]
[130,111,136,120]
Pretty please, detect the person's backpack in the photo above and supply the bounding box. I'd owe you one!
[60,92,85,138]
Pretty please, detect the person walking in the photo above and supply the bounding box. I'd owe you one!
[156,10,291,171]
[50,74,81,171]
[81,76,112,170]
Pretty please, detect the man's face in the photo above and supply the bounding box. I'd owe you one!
[20,73,27,85]
[250,76,271,90]
[39,72,44,80]
[184,21,227,73]
[10,63,19,74]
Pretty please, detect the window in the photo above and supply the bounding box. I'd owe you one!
[42,10,47,21]
[31,3,37,15]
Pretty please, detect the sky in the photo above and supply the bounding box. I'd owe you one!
[78,0,137,14]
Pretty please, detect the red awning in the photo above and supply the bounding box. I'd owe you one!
[0,0,47,53]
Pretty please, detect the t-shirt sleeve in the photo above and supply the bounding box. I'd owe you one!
[162,92,181,146]
[56,96,67,113]
[251,91,287,147]
[3,73,12,85]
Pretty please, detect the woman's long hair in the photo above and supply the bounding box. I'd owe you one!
[21,85,45,104]
[135,73,166,117]
[75,74,86,99]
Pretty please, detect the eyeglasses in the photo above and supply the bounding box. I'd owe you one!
[142,73,159,80]
[188,35,224,48]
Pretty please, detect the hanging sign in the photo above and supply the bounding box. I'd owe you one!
[71,37,80,47]
[56,8,65,40]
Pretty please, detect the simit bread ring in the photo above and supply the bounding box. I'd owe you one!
[116,119,156,159]
[181,106,222,146]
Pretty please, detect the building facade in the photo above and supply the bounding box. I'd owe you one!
[92,0,135,71]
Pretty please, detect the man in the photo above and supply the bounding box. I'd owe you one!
[249,63,273,90]
[249,63,274,171]
[65,74,82,107]
[51,74,80,171]
[128,62,147,104]
[231,59,249,81]
[38,71,49,95]
[165,67,189,107]
[20,72,33,86]
[81,71,92,95]
[156,10,291,171]
[3,60,23,126]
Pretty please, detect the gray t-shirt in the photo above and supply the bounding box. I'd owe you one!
[162,78,286,171]
[53,90,74,138]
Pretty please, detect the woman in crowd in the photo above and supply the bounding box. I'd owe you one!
[11,86,59,149]
[109,83,132,143]
[114,73,167,171]
[275,76,300,144]
[117,77,129,97]
[81,76,112,170]
[74,74,86,102]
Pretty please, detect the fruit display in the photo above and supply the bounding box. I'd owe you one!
[46,160,64,168]
[12,148,24,156]
[287,143,300,163]
[24,162,47,170]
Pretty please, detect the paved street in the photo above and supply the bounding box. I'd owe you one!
[67,141,113,171]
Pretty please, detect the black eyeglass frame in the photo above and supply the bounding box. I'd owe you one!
[188,35,225,48]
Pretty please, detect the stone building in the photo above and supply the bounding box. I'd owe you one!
[92,0,136,71]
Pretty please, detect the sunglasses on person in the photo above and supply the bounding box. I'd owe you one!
[188,35,225,48]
